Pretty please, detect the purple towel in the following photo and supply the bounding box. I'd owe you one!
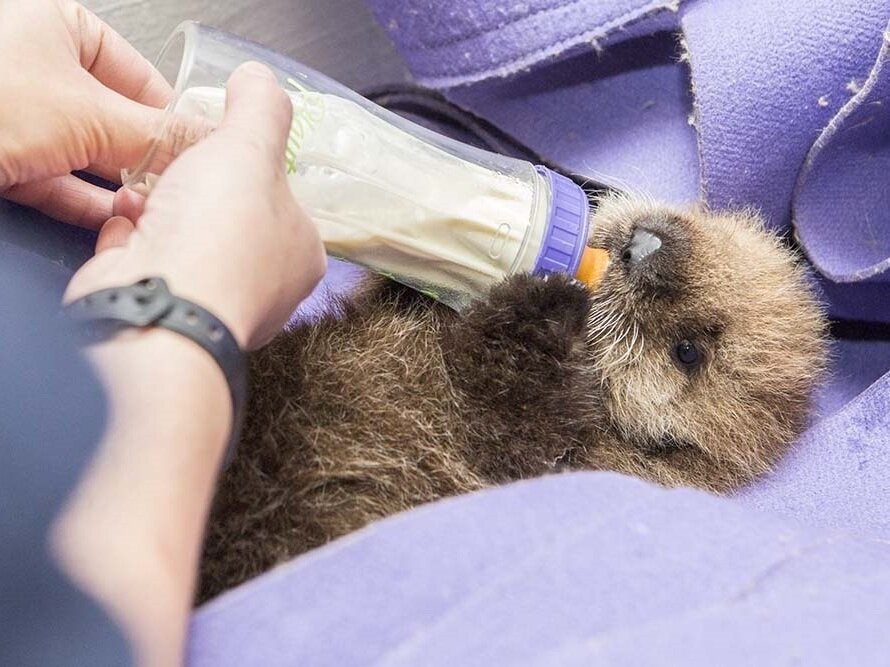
[795,32,890,283]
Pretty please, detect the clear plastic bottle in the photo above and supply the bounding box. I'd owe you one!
[126,22,608,310]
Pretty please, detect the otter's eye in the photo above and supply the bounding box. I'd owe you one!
[674,339,700,368]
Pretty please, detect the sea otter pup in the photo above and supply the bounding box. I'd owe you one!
[198,194,827,601]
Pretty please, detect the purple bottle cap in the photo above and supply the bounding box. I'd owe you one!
[532,166,591,279]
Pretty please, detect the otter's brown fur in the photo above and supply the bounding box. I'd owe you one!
[199,196,827,602]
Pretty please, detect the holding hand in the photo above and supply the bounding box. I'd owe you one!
[0,0,169,227]
[66,62,326,349]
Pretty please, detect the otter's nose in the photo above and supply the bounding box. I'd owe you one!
[622,227,663,265]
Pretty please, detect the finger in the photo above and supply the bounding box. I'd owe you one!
[134,112,217,178]
[2,175,114,229]
[66,1,171,109]
[220,62,293,162]
[113,187,147,222]
[95,216,135,253]
[88,85,176,171]
[93,91,217,183]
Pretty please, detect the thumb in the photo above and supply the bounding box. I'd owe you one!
[218,62,294,164]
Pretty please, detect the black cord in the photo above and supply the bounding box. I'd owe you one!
[786,228,890,340]
[829,319,890,341]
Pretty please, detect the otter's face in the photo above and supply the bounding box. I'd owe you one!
[583,194,826,490]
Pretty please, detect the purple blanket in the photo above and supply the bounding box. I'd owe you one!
[191,469,890,665]
[188,2,890,663]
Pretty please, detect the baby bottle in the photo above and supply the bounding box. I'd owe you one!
[126,22,608,311]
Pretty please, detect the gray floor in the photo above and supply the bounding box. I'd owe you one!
[82,0,411,90]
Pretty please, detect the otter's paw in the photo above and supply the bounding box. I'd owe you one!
[443,274,597,476]
[443,273,592,399]
[463,273,591,356]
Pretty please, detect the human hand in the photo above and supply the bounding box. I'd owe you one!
[65,62,326,349]
[0,0,170,227]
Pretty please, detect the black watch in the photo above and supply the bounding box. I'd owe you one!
[64,277,246,467]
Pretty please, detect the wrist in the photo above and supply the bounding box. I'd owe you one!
[66,277,248,467]
[137,269,255,349]
[69,266,255,349]
[88,326,233,453]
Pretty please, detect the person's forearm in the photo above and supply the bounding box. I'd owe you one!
[46,56,323,665]
[52,328,232,667]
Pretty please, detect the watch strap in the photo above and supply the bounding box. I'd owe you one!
[65,277,246,467]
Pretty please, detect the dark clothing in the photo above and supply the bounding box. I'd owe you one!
[0,201,129,666]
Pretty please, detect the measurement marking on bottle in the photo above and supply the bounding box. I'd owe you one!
[488,223,511,259]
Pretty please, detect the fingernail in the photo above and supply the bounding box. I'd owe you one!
[238,61,276,81]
